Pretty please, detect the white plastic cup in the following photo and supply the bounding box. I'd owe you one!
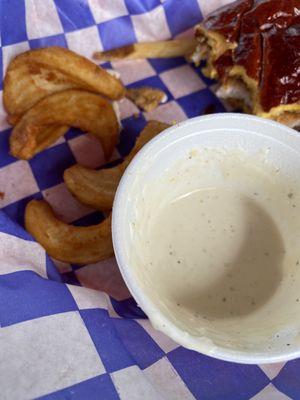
[112,113,300,364]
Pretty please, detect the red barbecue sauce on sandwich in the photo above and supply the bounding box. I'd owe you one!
[202,0,300,111]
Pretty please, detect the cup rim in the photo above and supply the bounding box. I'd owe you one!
[112,113,300,364]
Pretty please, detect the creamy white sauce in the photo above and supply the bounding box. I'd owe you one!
[130,148,300,353]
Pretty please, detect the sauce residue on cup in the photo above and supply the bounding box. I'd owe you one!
[129,148,300,351]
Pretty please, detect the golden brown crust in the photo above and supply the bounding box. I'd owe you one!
[4,46,125,122]
[25,200,113,264]
[64,166,122,212]
[10,89,119,160]
[64,121,169,210]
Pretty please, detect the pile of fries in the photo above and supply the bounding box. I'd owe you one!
[3,46,172,264]
[26,120,168,264]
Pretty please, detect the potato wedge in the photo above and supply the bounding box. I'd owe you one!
[94,39,197,61]
[30,125,70,157]
[10,89,119,160]
[25,200,113,264]
[64,120,169,211]
[64,166,122,212]
[4,46,125,123]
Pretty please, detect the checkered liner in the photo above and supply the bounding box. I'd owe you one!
[0,0,299,399]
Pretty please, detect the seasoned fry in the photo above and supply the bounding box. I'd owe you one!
[4,46,125,123]
[93,39,198,61]
[64,121,169,211]
[31,125,69,157]
[64,166,121,212]
[126,87,167,112]
[10,89,119,160]
[25,200,113,264]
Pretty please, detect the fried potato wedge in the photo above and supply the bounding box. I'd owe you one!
[29,125,69,157]
[10,89,119,160]
[64,120,169,211]
[4,46,125,123]
[64,166,122,212]
[25,200,113,264]
[94,39,198,61]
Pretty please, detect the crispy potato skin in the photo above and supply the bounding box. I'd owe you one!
[64,121,170,210]
[64,166,122,212]
[10,89,119,160]
[25,122,169,263]
[4,46,125,123]
[25,200,113,264]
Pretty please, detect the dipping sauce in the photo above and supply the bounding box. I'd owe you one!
[130,148,300,351]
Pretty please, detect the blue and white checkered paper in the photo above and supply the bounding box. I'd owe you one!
[0,1,299,399]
